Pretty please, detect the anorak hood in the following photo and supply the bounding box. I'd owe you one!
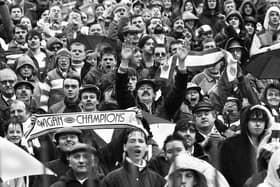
[202,0,221,16]
[239,0,257,18]
[263,6,280,30]
[240,105,273,139]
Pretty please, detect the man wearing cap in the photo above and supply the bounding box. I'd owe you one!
[50,143,102,187]
[14,80,38,111]
[132,0,145,15]
[33,127,83,187]
[192,99,227,166]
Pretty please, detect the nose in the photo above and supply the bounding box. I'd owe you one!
[181,174,187,184]
[78,156,86,163]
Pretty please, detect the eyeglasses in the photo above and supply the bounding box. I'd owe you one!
[154,52,166,57]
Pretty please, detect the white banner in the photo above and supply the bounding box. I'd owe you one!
[25,110,143,140]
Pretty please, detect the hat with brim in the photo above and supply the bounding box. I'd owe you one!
[136,79,157,91]
[122,25,142,34]
[14,81,35,91]
[113,3,129,14]
[182,11,199,21]
[149,0,163,9]
[132,0,145,8]
[192,100,214,113]
[186,82,201,92]
[69,143,97,155]
[79,84,101,100]
[226,37,245,50]
[54,127,82,141]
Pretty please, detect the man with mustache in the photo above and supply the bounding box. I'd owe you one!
[116,45,188,117]
[170,17,186,39]
[8,24,28,52]
[14,80,36,110]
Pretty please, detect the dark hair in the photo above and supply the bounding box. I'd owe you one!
[163,134,188,151]
[247,108,269,142]
[4,120,23,135]
[13,24,28,34]
[272,29,280,41]
[131,14,143,22]
[123,128,148,144]
[174,118,196,133]
[261,83,280,106]
[155,43,167,51]
[63,74,81,87]
[26,29,42,42]
[169,40,183,53]
[138,35,156,49]
[70,41,86,51]
[10,4,23,13]
[100,46,117,59]
[95,3,105,11]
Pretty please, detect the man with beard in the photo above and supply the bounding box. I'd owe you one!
[147,17,174,46]
[170,17,185,39]
[8,24,28,52]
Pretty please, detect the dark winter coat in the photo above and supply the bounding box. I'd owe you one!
[219,105,272,187]
[102,159,166,187]
[50,169,102,187]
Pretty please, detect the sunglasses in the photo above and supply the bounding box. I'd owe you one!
[154,52,166,57]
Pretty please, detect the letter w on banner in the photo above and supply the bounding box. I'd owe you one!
[25,110,145,140]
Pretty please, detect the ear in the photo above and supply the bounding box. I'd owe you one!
[123,144,127,152]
